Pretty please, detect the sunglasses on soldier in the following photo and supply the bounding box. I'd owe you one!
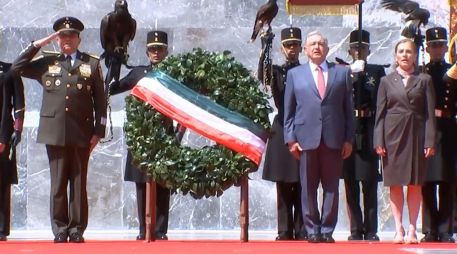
[148,45,167,51]
[427,41,447,48]
[282,42,301,48]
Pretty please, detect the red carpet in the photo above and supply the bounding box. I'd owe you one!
[0,240,456,254]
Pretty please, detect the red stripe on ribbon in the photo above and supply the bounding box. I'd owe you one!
[131,85,263,165]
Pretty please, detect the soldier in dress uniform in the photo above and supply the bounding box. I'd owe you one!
[11,16,107,243]
[342,29,384,241]
[110,30,171,241]
[420,27,456,243]
[0,62,25,241]
[258,27,307,241]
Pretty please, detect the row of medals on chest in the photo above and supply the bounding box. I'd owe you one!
[47,60,92,91]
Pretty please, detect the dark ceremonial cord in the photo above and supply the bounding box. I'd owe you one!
[261,31,275,93]
[100,66,114,144]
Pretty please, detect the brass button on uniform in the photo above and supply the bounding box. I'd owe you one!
[65,107,69,112]
[68,73,72,76]
[66,84,70,88]
[65,96,69,100]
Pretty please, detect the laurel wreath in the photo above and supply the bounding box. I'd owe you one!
[124,48,271,199]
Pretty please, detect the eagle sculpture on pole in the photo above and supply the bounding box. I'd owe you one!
[250,0,278,42]
[100,0,136,87]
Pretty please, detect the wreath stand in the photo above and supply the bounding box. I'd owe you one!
[144,176,249,242]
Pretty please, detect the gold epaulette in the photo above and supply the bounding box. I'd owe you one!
[42,50,60,55]
[87,53,100,60]
[32,50,60,61]
[447,64,457,80]
[31,55,45,61]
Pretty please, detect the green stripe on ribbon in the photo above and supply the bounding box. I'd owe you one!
[147,70,268,141]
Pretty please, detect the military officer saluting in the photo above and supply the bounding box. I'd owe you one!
[421,27,457,243]
[11,16,107,243]
[110,30,172,241]
[342,29,385,241]
[258,27,307,241]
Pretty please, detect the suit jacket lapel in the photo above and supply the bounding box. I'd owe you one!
[303,63,320,98]
[389,71,412,103]
[70,51,83,72]
[405,72,420,93]
[57,54,69,71]
[324,62,336,100]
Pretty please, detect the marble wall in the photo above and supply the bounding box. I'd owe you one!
[0,0,449,234]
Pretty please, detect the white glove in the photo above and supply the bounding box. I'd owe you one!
[350,60,365,73]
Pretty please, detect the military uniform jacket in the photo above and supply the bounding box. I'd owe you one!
[258,59,301,182]
[11,44,106,147]
[424,61,457,182]
[0,62,25,184]
[110,65,151,95]
[343,64,385,181]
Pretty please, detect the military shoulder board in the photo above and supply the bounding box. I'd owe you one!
[42,50,60,55]
[86,53,100,60]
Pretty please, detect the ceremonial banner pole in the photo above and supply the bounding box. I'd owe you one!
[355,1,364,114]
[449,0,457,63]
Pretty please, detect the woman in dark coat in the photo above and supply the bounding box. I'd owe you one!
[374,39,436,244]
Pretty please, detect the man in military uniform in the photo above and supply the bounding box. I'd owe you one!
[342,29,384,241]
[421,27,456,243]
[258,27,307,241]
[11,16,107,243]
[0,62,25,241]
[110,30,171,241]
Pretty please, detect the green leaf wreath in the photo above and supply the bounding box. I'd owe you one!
[124,48,271,199]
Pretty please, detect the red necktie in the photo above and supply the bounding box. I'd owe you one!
[317,65,325,99]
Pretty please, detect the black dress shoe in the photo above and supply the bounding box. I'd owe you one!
[136,233,145,240]
[364,233,380,241]
[439,234,455,243]
[275,233,293,241]
[69,232,84,243]
[0,235,7,241]
[53,232,68,243]
[321,233,335,243]
[294,233,308,241]
[308,234,320,243]
[156,233,168,240]
[420,233,438,243]
[348,233,363,241]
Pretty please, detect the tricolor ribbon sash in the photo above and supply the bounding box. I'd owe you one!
[131,71,268,165]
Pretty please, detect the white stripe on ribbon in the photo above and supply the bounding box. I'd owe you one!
[136,77,266,160]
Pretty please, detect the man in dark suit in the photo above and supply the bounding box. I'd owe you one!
[11,16,107,243]
[421,27,456,243]
[0,63,24,241]
[342,30,384,241]
[284,31,354,243]
[258,27,307,241]
[110,30,171,241]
